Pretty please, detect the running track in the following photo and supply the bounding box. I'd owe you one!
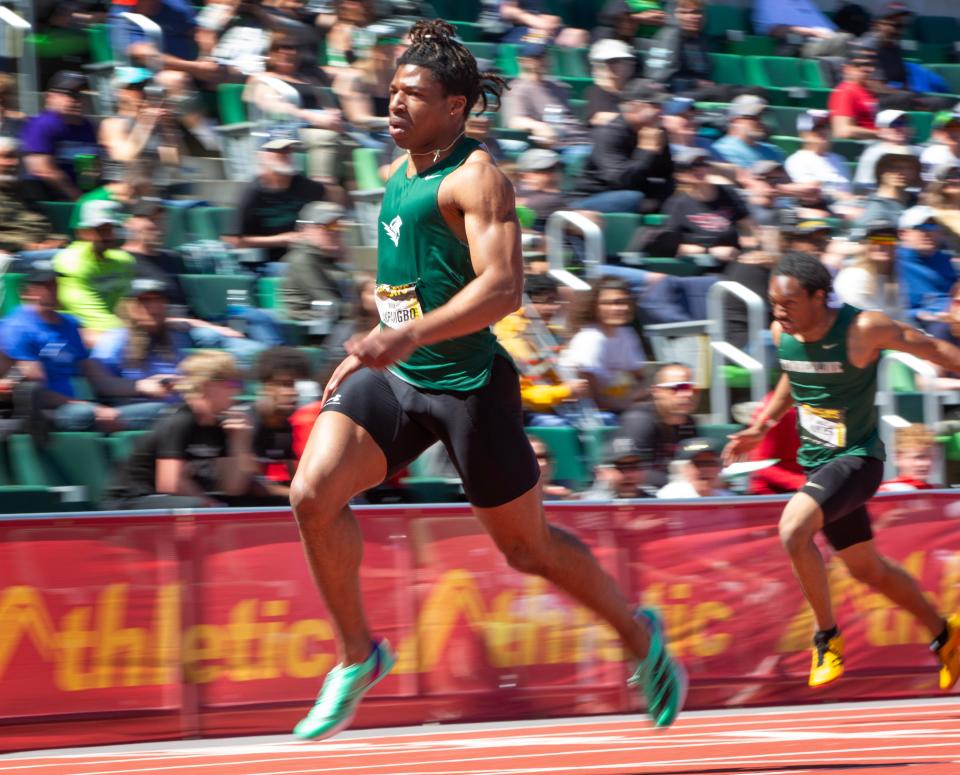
[3,698,959,775]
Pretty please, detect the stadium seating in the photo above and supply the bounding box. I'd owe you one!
[178,274,257,321]
[8,432,111,509]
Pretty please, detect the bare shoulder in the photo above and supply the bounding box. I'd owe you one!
[853,309,898,338]
[441,148,516,215]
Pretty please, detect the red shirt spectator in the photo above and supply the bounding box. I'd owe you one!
[746,400,805,495]
[878,476,935,492]
[828,80,877,132]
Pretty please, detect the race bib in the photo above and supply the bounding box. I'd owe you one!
[798,404,847,448]
[375,281,424,329]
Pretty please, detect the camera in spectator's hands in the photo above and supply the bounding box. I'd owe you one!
[143,83,167,106]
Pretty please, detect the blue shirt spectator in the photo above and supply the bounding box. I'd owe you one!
[895,206,958,325]
[753,0,836,36]
[1,304,88,396]
[712,96,785,169]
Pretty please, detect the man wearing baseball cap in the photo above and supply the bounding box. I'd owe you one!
[896,206,956,328]
[921,113,960,181]
[280,201,354,331]
[581,435,658,500]
[20,71,100,201]
[52,199,135,341]
[656,436,732,499]
[712,95,785,169]
[224,138,334,266]
[853,109,919,189]
[784,110,853,203]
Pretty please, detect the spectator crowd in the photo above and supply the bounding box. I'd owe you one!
[3,0,960,508]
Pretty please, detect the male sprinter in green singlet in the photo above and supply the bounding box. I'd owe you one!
[726,252,960,691]
[288,20,684,740]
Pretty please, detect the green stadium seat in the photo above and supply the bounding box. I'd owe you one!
[186,206,234,242]
[634,257,702,277]
[8,432,111,508]
[217,83,248,125]
[352,147,384,190]
[526,427,590,488]
[37,201,76,239]
[496,44,521,79]
[602,212,642,256]
[830,138,870,162]
[907,111,935,144]
[903,41,951,64]
[931,64,960,94]
[643,214,668,227]
[698,423,744,445]
[516,205,537,229]
[452,21,485,42]
[549,46,590,78]
[257,276,283,310]
[429,0,480,22]
[771,135,802,155]
[162,206,192,249]
[102,431,148,463]
[557,76,592,100]
[709,53,747,86]
[705,5,750,40]
[765,106,807,137]
[87,23,114,64]
[178,274,256,321]
[913,15,960,46]
[746,57,829,90]
[568,98,589,123]
[581,425,618,471]
[1,272,23,317]
[727,36,776,57]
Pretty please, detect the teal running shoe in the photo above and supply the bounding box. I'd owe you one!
[293,639,396,741]
[628,607,687,728]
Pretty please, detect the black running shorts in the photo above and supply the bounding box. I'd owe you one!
[321,355,540,508]
[801,455,884,551]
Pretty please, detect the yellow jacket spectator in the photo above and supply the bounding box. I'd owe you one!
[53,200,135,342]
[493,273,589,422]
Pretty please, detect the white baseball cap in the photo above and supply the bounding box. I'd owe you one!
[898,205,938,230]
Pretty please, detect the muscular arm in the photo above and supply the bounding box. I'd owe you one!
[859,311,960,373]
[346,154,523,370]
[408,162,523,347]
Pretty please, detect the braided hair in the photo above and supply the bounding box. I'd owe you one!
[397,20,508,117]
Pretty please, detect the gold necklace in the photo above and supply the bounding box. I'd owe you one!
[409,131,465,164]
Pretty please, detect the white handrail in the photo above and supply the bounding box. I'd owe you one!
[706,281,768,423]
[545,210,602,291]
[877,351,944,482]
[0,5,37,116]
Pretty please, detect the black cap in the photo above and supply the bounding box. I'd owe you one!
[130,277,170,297]
[48,71,86,94]
[604,435,650,465]
[621,79,665,105]
[131,197,164,218]
[524,272,560,297]
[24,260,59,285]
[676,436,724,461]
[846,45,877,65]
[673,146,711,169]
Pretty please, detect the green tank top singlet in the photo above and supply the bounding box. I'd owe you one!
[375,136,509,391]
[777,303,885,469]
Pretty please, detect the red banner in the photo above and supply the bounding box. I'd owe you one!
[1,493,958,751]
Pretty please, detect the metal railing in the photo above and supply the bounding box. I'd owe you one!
[877,351,945,482]
[0,4,37,116]
[707,281,768,423]
[545,210,602,291]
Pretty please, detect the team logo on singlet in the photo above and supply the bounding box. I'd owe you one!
[382,215,402,247]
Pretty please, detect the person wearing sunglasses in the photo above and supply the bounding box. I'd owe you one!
[828,48,880,141]
[895,206,956,329]
[925,162,960,253]
[834,219,901,315]
[619,362,700,490]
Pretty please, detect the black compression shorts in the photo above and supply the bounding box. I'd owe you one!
[801,455,884,551]
[321,355,540,508]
